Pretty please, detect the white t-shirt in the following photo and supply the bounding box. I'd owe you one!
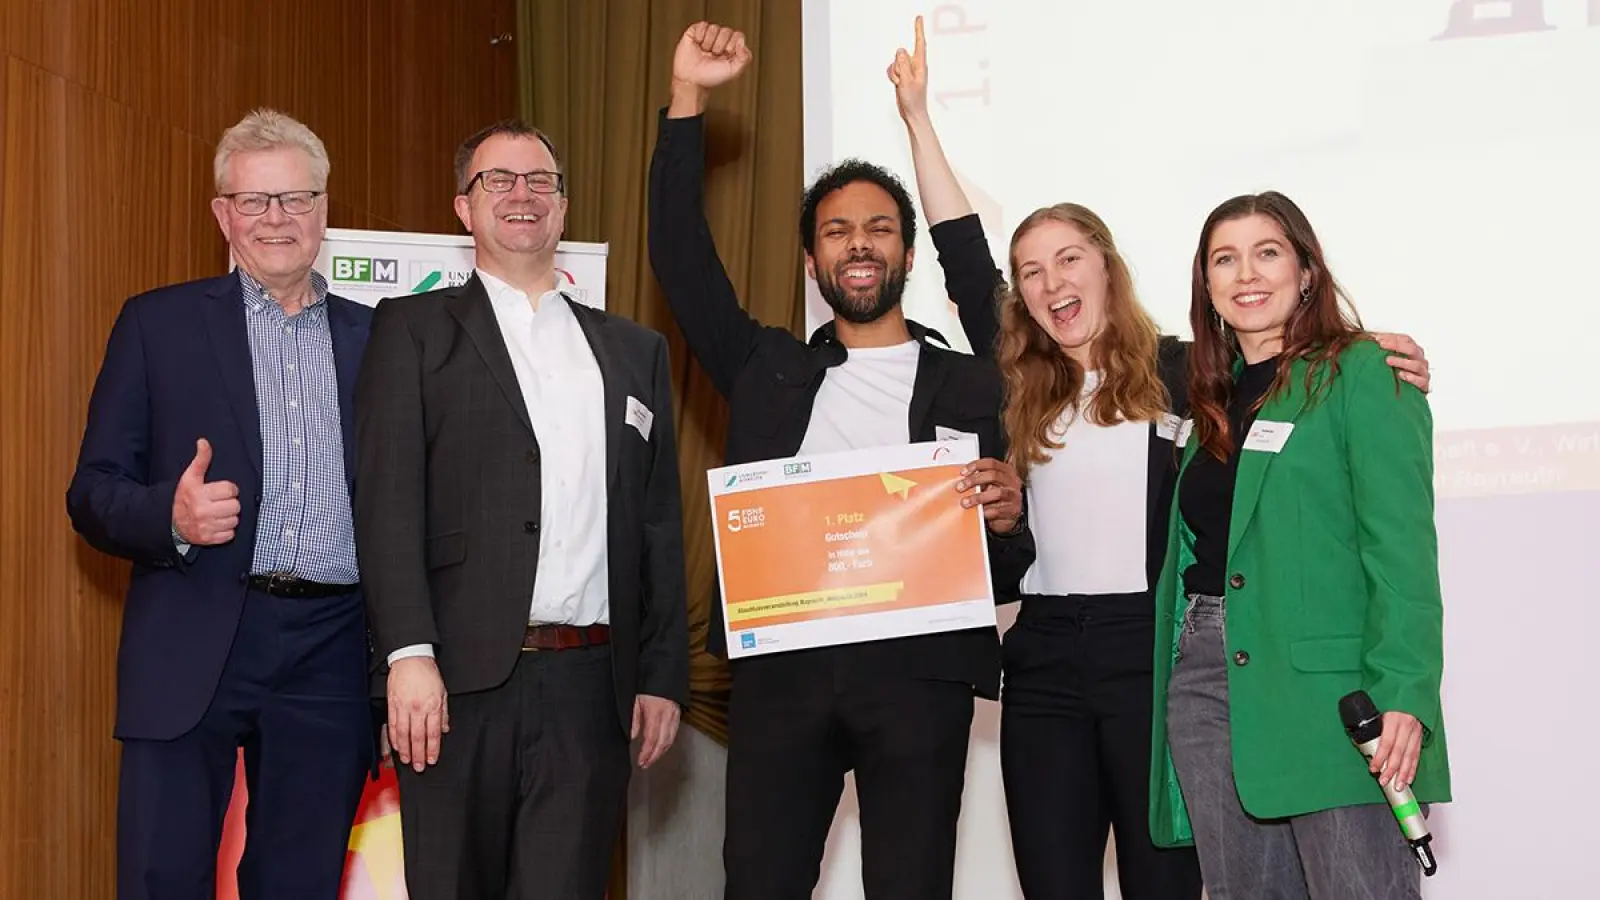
[1019,370,1151,596]
[798,340,920,455]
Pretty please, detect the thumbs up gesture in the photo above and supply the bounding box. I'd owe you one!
[172,438,241,546]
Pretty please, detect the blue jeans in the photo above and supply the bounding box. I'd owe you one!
[1165,593,1422,899]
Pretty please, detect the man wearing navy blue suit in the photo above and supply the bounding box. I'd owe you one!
[67,109,375,899]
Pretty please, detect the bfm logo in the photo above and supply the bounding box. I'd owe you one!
[740,633,756,650]
[332,256,399,284]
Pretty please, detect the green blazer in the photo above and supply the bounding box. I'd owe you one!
[1148,338,1451,848]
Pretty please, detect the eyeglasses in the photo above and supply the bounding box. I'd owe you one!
[219,190,325,216]
[464,168,564,195]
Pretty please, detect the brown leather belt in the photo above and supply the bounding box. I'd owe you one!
[522,623,610,651]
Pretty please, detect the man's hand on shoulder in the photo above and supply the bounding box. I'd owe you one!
[1371,332,1431,394]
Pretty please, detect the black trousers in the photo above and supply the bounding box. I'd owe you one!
[723,647,976,900]
[395,643,631,900]
[1000,593,1203,900]
[117,588,372,900]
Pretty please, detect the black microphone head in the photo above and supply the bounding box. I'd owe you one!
[1339,690,1383,742]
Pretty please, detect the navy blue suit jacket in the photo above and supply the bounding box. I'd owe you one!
[67,272,372,741]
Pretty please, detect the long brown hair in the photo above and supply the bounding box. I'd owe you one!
[999,204,1168,477]
[1188,191,1365,460]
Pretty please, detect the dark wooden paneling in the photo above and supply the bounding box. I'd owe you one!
[0,2,517,895]
[367,0,519,233]
[0,56,124,900]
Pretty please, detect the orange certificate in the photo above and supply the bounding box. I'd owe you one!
[707,438,997,658]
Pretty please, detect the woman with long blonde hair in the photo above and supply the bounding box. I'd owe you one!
[888,17,1429,898]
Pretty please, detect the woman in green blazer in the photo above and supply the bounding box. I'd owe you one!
[1147,191,1451,899]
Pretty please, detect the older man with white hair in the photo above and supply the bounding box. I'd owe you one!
[67,108,375,900]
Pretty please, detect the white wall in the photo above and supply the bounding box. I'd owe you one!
[627,724,729,899]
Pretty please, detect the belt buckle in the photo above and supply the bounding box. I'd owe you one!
[267,572,297,595]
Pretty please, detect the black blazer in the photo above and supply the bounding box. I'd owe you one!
[931,214,1190,591]
[648,111,1034,700]
[352,278,690,732]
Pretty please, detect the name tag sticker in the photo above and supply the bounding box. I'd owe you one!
[1243,420,1295,453]
[935,425,977,443]
[625,396,654,441]
[1157,414,1190,443]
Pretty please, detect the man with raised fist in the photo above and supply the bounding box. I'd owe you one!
[650,22,1033,900]
[67,109,376,900]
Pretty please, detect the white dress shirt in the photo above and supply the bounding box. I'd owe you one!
[387,269,610,665]
[1019,370,1151,596]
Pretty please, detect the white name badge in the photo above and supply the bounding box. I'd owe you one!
[935,425,978,443]
[1157,413,1193,447]
[1243,420,1295,453]
[625,396,654,441]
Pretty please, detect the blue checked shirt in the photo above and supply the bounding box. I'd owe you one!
[239,269,360,583]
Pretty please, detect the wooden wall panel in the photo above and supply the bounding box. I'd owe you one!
[0,1,517,895]
[367,0,520,232]
[0,57,119,900]
[0,53,13,896]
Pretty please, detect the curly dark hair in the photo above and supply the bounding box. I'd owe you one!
[798,159,918,256]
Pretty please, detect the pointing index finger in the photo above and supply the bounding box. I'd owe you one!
[914,16,927,64]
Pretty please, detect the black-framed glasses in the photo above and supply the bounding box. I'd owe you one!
[464,168,564,195]
[219,190,325,216]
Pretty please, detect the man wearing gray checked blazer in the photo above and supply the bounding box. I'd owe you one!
[353,119,690,900]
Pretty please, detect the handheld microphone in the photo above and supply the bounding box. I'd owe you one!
[1338,690,1437,876]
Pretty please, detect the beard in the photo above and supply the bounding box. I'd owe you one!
[816,254,908,325]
